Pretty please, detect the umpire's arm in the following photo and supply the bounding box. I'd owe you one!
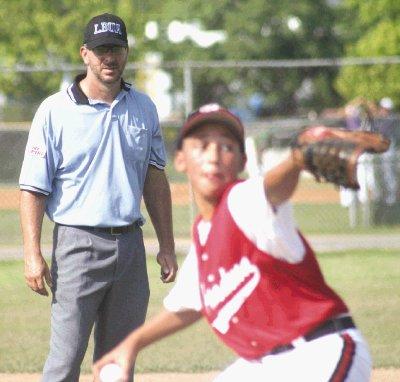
[20,190,52,296]
[143,165,177,283]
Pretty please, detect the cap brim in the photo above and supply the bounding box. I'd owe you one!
[181,112,244,148]
[85,37,128,49]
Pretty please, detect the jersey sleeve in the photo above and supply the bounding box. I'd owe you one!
[148,102,166,170]
[19,101,59,195]
[228,177,305,263]
[163,245,202,312]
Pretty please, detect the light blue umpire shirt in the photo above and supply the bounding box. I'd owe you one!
[19,74,166,227]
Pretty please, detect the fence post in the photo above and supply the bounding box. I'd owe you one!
[183,62,193,118]
[183,62,196,225]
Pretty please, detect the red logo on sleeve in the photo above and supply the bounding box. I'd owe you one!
[28,145,46,158]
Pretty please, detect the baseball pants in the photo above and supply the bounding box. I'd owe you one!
[213,329,371,382]
[42,224,149,382]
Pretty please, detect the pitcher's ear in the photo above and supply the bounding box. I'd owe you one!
[239,153,247,173]
[174,150,187,173]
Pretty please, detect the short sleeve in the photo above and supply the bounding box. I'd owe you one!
[19,102,58,195]
[228,177,305,263]
[163,245,202,312]
[148,102,166,169]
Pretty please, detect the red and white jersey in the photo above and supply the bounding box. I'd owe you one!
[164,177,348,359]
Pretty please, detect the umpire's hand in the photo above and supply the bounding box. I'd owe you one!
[24,251,53,296]
[157,249,178,283]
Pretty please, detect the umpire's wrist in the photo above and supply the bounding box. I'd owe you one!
[158,240,175,253]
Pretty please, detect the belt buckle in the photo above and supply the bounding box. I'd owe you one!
[110,227,122,235]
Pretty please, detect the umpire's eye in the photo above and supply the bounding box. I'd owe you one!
[92,45,126,55]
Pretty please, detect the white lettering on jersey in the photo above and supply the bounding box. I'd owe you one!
[93,22,122,35]
[202,257,261,334]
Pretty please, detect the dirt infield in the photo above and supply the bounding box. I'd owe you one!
[0,181,339,210]
[0,369,398,382]
[170,182,340,205]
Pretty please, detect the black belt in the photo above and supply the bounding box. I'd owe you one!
[270,316,356,355]
[89,224,138,235]
[57,223,139,235]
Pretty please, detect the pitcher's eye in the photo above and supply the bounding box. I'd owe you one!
[190,141,207,152]
[221,143,234,152]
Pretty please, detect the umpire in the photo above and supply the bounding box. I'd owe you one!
[19,13,177,382]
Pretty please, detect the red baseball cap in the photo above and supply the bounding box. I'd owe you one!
[177,103,245,152]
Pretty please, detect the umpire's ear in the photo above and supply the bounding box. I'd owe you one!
[174,149,187,173]
[80,45,90,65]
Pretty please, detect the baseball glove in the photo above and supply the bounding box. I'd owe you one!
[292,126,390,189]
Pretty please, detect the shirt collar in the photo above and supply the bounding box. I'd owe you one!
[67,73,131,105]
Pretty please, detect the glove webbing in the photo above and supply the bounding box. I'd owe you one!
[303,140,361,190]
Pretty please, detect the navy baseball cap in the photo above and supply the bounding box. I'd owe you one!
[177,103,245,152]
[84,13,128,49]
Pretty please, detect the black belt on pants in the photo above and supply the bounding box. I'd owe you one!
[270,316,356,355]
[57,222,139,235]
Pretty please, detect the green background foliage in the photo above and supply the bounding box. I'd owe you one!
[151,0,344,111]
[335,1,400,106]
[0,0,144,108]
[1,0,400,114]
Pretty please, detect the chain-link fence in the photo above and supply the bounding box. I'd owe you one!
[1,118,399,245]
[250,116,400,231]
[1,60,400,246]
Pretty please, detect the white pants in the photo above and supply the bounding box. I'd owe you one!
[214,329,371,382]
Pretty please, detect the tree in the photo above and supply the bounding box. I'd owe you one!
[150,0,345,115]
[0,0,148,119]
[335,1,400,106]
[0,1,347,119]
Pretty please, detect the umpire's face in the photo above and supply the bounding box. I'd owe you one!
[80,44,128,85]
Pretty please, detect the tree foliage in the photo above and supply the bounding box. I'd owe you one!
[336,1,400,105]
[0,0,345,118]
[0,0,146,115]
[4,1,400,118]
[152,0,344,114]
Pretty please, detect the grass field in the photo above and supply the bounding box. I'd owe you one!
[0,249,399,373]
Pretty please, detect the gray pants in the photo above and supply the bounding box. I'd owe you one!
[42,224,149,382]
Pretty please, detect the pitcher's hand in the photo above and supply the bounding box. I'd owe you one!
[93,336,138,382]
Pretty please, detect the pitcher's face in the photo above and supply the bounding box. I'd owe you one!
[175,124,246,204]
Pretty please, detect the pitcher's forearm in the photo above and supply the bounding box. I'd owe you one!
[130,309,202,352]
[264,152,302,207]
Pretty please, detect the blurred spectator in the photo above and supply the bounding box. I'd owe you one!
[344,97,376,132]
[340,98,379,215]
[248,92,265,117]
[377,97,398,205]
